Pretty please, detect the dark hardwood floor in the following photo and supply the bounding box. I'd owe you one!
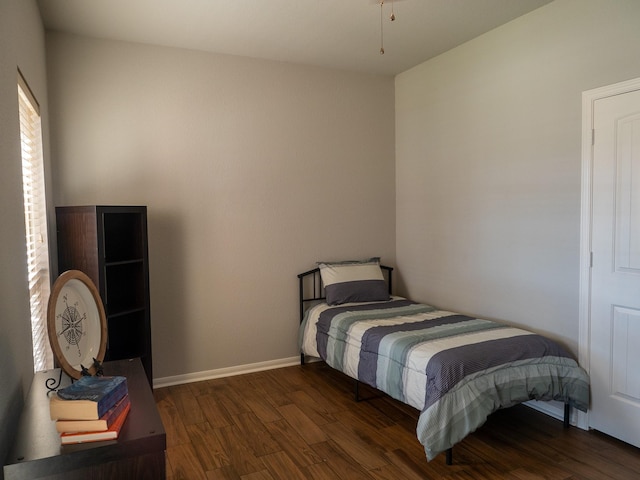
[153,361,640,479]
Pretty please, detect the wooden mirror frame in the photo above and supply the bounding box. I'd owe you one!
[47,270,108,379]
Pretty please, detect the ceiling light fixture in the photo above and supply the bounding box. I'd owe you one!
[379,0,396,55]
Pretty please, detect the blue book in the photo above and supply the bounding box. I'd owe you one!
[50,376,128,420]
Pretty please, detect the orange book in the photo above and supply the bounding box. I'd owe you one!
[60,401,130,445]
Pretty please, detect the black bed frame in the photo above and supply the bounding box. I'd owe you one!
[297,265,571,465]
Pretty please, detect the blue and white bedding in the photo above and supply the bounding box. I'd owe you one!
[299,297,590,461]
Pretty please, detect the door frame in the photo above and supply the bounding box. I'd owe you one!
[579,76,640,431]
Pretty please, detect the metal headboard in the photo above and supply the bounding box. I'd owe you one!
[297,265,394,324]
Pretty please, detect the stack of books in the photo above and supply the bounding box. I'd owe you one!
[49,375,130,445]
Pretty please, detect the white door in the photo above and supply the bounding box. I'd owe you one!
[589,87,640,447]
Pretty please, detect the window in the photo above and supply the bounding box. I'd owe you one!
[18,71,53,372]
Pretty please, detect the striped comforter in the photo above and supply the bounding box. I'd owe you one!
[299,298,590,461]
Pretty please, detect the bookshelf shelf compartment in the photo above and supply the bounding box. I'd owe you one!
[105,262,145,314]
[106,311,148,361]
[103,212,145,262]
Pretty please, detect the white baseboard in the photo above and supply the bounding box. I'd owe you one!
[153,356,302,389]
[524,399,564,420]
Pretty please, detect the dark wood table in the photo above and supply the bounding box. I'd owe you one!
[3,358,166,479]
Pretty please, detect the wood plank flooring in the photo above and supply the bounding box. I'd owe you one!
[153,361,640,479]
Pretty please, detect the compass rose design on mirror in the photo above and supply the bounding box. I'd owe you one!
[47,270,108,379]
[58,292,87,357]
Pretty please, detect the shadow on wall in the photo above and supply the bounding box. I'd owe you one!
[0,334,25,480]
[146,209,187,381]
[394,269,409,300]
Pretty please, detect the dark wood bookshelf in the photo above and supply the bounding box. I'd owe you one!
[55,206,153,385]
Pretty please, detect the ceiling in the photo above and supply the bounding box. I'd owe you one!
[37,0,553,76]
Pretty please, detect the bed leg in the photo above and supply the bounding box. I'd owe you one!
[354,380,360,402]
[564,402,570,428]
[300,353,305,365]
[446,448,453,465]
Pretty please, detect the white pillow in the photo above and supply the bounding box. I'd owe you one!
[318,257,389,305]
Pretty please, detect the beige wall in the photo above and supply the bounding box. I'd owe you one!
[0,0,51,468]
[45,33,396,380]
[395,0,640,353]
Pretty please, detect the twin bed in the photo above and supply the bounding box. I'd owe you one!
[297,258,590,464]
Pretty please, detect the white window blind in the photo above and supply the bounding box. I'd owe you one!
[18,72,53,372]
